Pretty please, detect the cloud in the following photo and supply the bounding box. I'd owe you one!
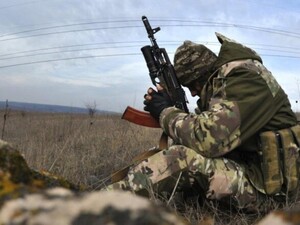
[0,0,299,112]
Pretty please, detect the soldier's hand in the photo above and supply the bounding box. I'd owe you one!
[144,87,173,120]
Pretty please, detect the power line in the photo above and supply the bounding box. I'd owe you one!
[1,20,300,42]
[262,54,300,59]
[0,25,145,42]
[0,19,139,38]
[0,53,140,69]
[1,42,300,61]
[0,0,46,10]
[0,18,299,69]
[0,45,142,60]
[1,39,299,59]
[0,41,150,58]
[162,24,300,39]
[0,52,299,70]
[2,18,298,39]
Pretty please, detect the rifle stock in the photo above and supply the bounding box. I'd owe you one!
[122,106,160,128]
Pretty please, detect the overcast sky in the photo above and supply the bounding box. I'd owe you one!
[0,0,300,113]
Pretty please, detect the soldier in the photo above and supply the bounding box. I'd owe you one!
[105,33,300,212]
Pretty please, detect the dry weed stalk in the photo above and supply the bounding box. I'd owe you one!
[1,100,10,140]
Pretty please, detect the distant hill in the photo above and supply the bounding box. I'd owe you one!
[0,101,116,115]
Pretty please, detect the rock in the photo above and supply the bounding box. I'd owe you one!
[0,140,83,206]
[0,188,189,225]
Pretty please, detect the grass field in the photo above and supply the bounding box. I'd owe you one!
[0,110,161,188]
[0,109,299,225]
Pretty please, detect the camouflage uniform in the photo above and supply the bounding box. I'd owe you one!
[104,33,298,210]
[105,145,256,209]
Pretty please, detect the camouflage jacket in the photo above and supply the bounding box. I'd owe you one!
[160,33,297,191]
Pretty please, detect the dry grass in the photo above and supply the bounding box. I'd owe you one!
[0,109,299,225]
[0,110,161,187]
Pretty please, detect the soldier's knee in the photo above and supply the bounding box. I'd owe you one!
[206,171,233,200]
[205,167,257,209]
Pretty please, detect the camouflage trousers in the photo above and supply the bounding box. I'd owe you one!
[104,145,258,210]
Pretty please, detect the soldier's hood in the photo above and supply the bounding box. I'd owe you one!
[213,32,262,69]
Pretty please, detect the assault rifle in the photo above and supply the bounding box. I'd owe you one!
[122,16,189,128]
